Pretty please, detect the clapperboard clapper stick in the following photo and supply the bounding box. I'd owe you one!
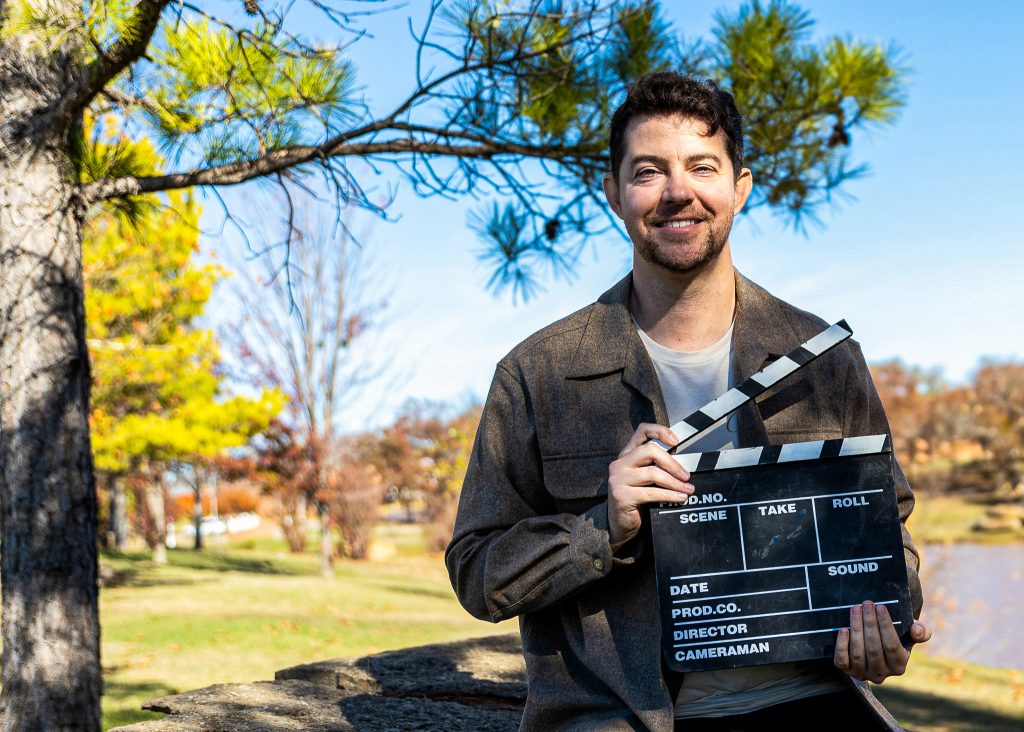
[645,320,915,673]
[654,320,854,454]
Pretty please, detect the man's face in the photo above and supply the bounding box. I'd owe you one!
[603,114,752,275]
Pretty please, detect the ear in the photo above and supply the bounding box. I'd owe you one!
[733,168,753,215]
[603,172,623,219]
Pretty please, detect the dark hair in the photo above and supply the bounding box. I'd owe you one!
[609,72,744,180]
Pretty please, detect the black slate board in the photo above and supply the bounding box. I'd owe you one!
[651,445,913,673]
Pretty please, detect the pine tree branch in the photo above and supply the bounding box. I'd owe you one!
[55,0,172,122]
[99,88,165,117]
[82,134,604,202]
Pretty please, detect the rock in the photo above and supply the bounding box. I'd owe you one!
[111,635,525,732]
[971,504,1024,532]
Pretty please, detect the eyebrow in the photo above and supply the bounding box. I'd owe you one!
[629,153,723,169]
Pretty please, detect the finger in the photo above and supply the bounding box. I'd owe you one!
[649,447,691,481]
[875,604,909,675]
[861,601,887,681]
[610,467,692,504]
[910,621,932,644]
[620,423,679,456]
[833,627,851,671]
[616,442,691,482]
[631,466,693,494]
[625,485,695,506]
[626,440,692,481]
[860,606,884,679]
[848,604,866,677]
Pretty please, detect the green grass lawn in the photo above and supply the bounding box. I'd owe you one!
[875,653,1024,731]
[101,522,1022,731]
[100,526,512,729]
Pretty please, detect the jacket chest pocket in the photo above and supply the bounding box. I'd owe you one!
[541,451,617,514]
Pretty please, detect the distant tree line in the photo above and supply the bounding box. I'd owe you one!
[871,359,1023,498]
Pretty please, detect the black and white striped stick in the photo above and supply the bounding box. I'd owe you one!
[663,320,854,455]
[671,434,891,474]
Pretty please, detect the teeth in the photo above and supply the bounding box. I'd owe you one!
[661,219,698,228]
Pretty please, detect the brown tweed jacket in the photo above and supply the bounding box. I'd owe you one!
[446,271,921,731]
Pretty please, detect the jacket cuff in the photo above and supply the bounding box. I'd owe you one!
[569,501,616,579]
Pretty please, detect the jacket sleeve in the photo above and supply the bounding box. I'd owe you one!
[842,343,924,618]
[445,363,621,623]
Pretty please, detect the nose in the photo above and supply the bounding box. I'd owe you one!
[661,171,695,206]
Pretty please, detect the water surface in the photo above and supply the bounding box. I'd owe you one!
[920,542,1023,669]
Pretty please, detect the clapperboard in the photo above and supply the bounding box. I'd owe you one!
[650,321,914,673]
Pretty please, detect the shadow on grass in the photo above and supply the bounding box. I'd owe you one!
[102,679,177,729]
[100,548,310,589]
[167,549,306,575]
[875,685,1024,731]
[99,562,204,589]
[373,582,456,600]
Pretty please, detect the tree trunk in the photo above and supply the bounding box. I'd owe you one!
[296,491,308,540]
[110,475,127,549]
[145,482,167,565]
[318,500,333,577]
[209,472,219,544]
[193,479,203,551]
[0,33,101,730]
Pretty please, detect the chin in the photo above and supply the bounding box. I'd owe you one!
[639,242,726,276]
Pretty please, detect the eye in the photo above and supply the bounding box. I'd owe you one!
[632,167,659,182]
[692,165,716,176]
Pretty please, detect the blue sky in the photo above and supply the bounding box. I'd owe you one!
[203,1,1024,432]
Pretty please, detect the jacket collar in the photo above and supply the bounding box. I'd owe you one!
[566,269,801,443]
[565,272,664,422]
[732,271,803,380]
[566,273,636,379]
[567,270,797,380]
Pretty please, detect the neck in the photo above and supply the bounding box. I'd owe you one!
[630,243,736,351]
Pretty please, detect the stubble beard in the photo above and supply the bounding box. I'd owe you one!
[634,211,733,275]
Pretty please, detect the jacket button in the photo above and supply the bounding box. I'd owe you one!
[593,558,605,572]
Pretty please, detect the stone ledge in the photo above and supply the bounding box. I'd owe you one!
[112,634,525,732]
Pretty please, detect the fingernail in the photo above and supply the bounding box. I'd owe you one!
[851,606,861,618]
[876,604,888,619]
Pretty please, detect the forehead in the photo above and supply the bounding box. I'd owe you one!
[621,113,729,164]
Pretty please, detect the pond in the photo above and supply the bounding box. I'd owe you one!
[919,542,1023,669]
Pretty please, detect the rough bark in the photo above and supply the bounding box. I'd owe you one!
[0,26,102,731]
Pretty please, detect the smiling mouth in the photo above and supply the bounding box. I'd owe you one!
[655,219,702,228]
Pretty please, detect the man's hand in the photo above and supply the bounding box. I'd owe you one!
[834,601,932,683]
[607,423,694,552]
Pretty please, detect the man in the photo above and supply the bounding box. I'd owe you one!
[446,72,931,731]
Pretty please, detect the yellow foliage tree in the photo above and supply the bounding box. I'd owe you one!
[85,137,282,557]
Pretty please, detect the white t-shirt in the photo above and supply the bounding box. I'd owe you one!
[636,322,844,718]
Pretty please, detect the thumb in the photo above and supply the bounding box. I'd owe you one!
[910,621,932,644]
